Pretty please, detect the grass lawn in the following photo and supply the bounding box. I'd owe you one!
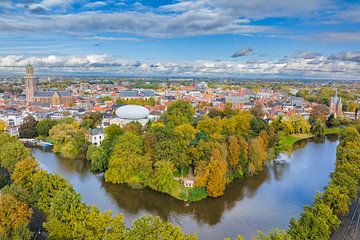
[167,181,189,201]
[285,127,342,146]
[285,133,313,145]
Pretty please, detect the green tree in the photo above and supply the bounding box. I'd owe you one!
[86,145,107,172]
[248,137,267,175]
[162,100,194,127]
[19,115,38,139]
[152,160,176,193]
[311,119,325,137]
[126,215,196,240]
[36,118,57,136]
[105,132,151,184]
[49,122,88,159]
[0,133,31,172]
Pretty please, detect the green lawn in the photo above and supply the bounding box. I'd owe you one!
[285,127,342,145]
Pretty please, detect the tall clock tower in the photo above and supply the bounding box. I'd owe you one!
[25,64,36,104]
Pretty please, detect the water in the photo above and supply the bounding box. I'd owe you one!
[32,135,339,240]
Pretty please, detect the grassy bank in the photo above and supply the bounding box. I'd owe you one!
[285,127,342,146]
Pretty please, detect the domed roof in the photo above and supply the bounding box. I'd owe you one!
[115,105,150,120]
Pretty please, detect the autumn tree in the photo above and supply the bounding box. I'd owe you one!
[0,194,33,240]
[11,157,40,190]
[206,149,227,197]
[0,120,6,132]
[228,135,240,171]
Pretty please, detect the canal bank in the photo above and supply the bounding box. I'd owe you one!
[32,134,339,239]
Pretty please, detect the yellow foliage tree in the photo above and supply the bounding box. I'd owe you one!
[206,149,227,197]
[0,194,32,237]
[0,120,6,131]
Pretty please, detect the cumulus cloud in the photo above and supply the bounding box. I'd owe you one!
[231,48,253,58]
[0,0,358,41]
[29,0,74,13]
[329,52,360,63]
[293,51,322,59]
[0,52,359,80]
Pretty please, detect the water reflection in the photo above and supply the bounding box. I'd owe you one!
[32,135,339,240]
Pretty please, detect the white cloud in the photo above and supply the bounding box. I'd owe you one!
[0,53,359,79]
[29,0,74,13]
[84,1,107,9]
[296,31,360,42]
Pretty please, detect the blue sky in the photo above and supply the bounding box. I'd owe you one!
[0,0,359,79]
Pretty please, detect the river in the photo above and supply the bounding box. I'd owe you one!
[32,134,339,240]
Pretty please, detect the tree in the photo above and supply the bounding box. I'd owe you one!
[100,96,112,103]
[194,160,210,188]
[274,131,290,156]
[321,184,350,216]
[228,135,240,171]
[0,133,31,172]
[11,157,39,190]
[289,203,339,240]
[206,149,227,197]
[0,194,32,240]
[19,115,38,139]
[123,121,143,135]
[126,215,196,240]
[162,100,194,127]
[105,132,151,184]
[36,118,57,136]
[248,137,267,175]
[80,112,103,129]
[238,137,249,174]
[0,120,6,132]
[254,229,291,240]
[86,145,107,172]
[312,119,325,137]
[49,122,88,159]
[152,160,176,193]
[174,123,197,142]
[310,105,329,125]
[346,100,358,112]
[251,104,265,119]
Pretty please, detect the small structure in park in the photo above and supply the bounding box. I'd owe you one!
[183,179,194,188]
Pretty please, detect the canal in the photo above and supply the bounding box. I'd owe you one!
[32,134,339,240]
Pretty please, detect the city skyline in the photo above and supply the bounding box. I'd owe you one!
[0,0,359,79]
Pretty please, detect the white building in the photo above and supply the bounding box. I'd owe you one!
[88,128,105,146]
[113,105,150,127]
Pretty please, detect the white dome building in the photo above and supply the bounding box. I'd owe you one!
[112,105,150,126]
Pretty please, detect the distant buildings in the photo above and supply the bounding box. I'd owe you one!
[119,89,157,101]
[25,64,73,105]
[329,91,343,117]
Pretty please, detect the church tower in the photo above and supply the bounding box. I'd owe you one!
[25,64,36,104]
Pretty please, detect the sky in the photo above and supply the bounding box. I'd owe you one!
[0,0,359,79]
